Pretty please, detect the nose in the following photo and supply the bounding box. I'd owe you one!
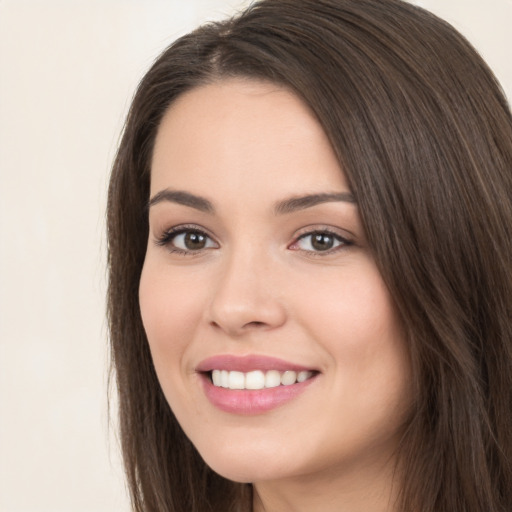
[206,248,287,337]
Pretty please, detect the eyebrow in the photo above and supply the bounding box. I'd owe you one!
[274,192,356,215]
[148,189,214,213]
[147,189,356,214]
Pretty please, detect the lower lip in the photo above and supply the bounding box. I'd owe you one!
[200,374,317,415]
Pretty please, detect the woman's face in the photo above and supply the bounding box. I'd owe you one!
[139,79,412,486]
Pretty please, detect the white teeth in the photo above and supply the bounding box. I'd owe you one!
[265,370,281,388]
[229,371,245,389]
[210,369,314,390]
[281,370,297,386]
[212,370,221,386]
[297,370,310,383]
[245,370,265,389]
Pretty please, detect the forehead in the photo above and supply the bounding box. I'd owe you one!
[150,79,349,201]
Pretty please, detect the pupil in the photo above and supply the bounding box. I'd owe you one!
[312,233,333,251]
[185,232,206,250]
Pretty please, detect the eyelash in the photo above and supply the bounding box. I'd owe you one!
[155,225,353,256]
[290,229,353,256]
[155,225,217,256]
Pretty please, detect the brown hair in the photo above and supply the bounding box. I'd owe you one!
[107,0,512,510]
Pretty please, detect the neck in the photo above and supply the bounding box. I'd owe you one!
[252,456,401,512]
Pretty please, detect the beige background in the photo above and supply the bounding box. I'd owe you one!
[0,1,510,511]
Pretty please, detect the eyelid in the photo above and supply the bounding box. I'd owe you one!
[154,224,219,253]
[288,226,353,254]
[153,223,353,256]
[292,223,355,238]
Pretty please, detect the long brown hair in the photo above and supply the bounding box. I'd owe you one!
[107,0,512,510]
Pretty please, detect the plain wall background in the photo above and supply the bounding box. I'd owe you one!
[0,1,510,511]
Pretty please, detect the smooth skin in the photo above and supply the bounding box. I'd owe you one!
[139,79,412,512]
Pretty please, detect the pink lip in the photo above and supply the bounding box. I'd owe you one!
[196,355,319,415]
[196,354,315,373]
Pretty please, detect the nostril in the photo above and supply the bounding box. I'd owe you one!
[243,321,268,329]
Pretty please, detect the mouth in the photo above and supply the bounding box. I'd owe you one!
[196,355,320,415]
[208,369,316,390]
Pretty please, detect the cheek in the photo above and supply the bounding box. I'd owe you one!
[293,261,410,409]
[138,262,203,374]
[294,260,401,353]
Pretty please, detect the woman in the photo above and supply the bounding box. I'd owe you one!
[107,0,512,510]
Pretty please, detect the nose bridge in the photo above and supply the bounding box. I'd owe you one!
[207,239,286,335]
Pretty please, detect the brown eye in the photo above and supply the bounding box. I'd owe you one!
[293,231,350,253]
[311,233,335,251]
[183,231,208,250]
[158,228,218,253]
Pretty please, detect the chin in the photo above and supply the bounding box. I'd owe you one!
[198,442,302,484]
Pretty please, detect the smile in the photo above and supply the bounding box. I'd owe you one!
[197,355,319,414]
[210,369,314,390]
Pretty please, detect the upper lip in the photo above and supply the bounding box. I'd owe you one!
[196,354,317,373]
